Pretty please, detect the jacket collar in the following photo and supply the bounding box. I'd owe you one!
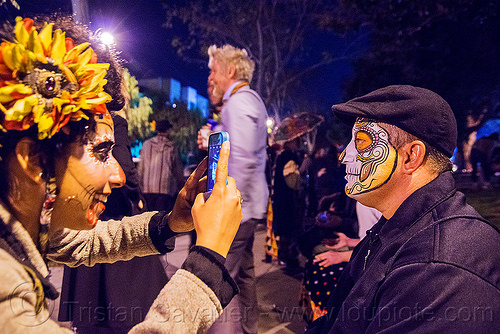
[223,80,244,102]
[376,171,457,241]
[0,200,49,277]
[149,135,174,146]
[0,200,59,300]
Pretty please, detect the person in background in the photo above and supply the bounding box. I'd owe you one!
[200,44,268,334]
[138,119,185,212]
[305,142,342,218]
[311,201,382,268]
[470,132,499,189]
[272,137,304,274]
[0,16,242,333]
[307,85,500,333]
[299,193,366,323]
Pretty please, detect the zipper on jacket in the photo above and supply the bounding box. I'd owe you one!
[363,249,371,271]
[364,230,380,271]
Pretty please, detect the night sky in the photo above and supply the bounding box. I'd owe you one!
[87,0,210,93]
[0,0,209,92]
[0,0,352,111]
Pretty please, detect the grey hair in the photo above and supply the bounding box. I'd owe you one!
[208,44,255,83]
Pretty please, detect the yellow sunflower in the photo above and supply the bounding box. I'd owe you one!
[0,17,112,139]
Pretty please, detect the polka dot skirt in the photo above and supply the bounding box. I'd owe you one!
[303,257,348,312]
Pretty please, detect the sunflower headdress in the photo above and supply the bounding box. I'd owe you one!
[0,17,113,259]
[0,16,111,139]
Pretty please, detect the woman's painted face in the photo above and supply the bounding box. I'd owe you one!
[51,112,125,230]
[339,118,398,196]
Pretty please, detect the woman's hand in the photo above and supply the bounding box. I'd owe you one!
[313,250,352,268]
[168,158,207,233]
[191,141,242,257]
[326,232,360,250]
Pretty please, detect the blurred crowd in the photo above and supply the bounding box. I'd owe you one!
[0,12,498,334]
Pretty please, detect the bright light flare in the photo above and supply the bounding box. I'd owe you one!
[266,117,275,134]
[100,31,114,45]
[266,117,274,128]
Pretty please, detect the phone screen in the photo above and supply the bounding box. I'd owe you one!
[207,131,230,194]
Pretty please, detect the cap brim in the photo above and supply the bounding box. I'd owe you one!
[331,103,366,124]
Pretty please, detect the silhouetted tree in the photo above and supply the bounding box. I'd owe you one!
[163,0,359,122]
[326,0,500,168]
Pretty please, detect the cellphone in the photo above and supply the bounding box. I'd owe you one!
[207,131,230,196]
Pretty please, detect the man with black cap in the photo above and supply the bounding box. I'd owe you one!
[306,85,500,333]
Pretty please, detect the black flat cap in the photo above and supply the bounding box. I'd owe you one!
[331,85,457,157]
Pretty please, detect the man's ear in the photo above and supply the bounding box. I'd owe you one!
[15,138,43,183]
[227,66,236,80]
[400,140,426,174]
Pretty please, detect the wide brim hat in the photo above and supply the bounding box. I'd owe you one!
[274,112,324,143]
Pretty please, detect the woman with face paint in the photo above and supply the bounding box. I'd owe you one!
[0,17,242,333]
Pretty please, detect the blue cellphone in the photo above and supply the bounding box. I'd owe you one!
[207,131,230,195]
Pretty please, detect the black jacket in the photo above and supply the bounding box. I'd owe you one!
[272,149,302,236]
[307,171,500,333]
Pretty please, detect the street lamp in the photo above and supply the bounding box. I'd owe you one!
[100,31,114,46]
[266,117,275,134]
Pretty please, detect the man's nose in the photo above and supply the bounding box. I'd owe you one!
[108,156,126,189]
[340,140,356,164]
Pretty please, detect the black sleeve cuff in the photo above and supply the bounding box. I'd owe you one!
[148,212,177,253]
[181,245,239,308]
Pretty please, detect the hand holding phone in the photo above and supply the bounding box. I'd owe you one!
[206,131,230,199]
[192,140,242,257]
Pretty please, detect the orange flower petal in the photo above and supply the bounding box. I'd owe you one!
[65,37,74,52]
[22,18,34,33]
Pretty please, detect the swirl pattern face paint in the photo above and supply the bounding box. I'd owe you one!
[339,118,398,196]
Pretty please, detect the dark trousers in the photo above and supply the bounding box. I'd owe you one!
[206,218,261,334]
[471,150,492,183]
[277,234,300,269]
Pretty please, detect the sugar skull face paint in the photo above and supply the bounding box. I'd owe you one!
[339,118,398,196]
[51,112,126,231]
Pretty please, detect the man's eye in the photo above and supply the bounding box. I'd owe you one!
[355,131,373,151]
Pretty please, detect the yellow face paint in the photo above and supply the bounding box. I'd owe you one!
[340,119,397,196]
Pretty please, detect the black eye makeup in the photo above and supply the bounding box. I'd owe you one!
[92,141,114,163]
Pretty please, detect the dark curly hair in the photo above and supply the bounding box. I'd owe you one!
[0,15,122,199]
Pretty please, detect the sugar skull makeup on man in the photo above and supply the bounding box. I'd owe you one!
[339,118,398,197]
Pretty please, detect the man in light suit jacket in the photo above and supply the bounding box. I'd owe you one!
[200,44,269,334]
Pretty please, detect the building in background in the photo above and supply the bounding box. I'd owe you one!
[139,77,209,118]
